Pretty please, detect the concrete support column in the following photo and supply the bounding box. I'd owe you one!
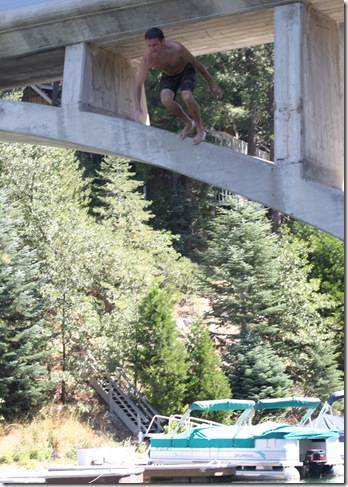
[274,2,344,191]
[302,6,344,190]
[61,43,91,111]
[274,2,304,167]
[61,42,148,123]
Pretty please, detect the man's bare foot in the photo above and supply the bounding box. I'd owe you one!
[179,120,195,140]
[193,130,206,145]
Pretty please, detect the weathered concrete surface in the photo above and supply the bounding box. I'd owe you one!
[61,43,148,124]
[0,0,342,90]
[0,100,343,240]
[302,6,344,190]
[274,3,344,191]
[0,0,298,58]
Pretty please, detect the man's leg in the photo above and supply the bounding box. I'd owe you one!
[181,90,206,145]
[160,89,194,140]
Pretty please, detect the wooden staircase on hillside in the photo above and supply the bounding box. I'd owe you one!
[90,367,164,439]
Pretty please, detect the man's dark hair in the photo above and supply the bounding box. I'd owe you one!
[145,27,164,41]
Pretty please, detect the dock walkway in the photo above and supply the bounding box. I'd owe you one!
[0,463,237,484]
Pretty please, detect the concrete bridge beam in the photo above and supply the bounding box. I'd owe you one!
[0,99,343,240]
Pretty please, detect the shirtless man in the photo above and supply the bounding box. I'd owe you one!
[134,27,224,145]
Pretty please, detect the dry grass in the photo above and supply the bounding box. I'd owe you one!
[0,402,132,470]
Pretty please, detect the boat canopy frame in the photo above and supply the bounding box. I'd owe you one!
[253,397,321,426]
[145,397,324,440]
[314,390,344,423]
[170,399,256,437]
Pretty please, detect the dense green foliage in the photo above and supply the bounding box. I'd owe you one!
[285,222,344,370]
[0,191,50,419]
[225,330,292,402]
[268,229,344,397]
[198,197,343,398]
[130,286,188,415]
[0,142,201,417]
[198,197,282,330]
[185,320,232,422]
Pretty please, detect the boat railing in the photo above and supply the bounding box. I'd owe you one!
[150,399,257,438]
[143,413,224,439]
[311,390,344,423]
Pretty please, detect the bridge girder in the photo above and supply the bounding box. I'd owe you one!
[0,99,343,240]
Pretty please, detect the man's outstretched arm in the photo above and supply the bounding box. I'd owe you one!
[179,45,224,98]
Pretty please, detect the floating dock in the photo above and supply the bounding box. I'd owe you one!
[0,462,343,483]
[0,466,144,484]
[0,463,236,484]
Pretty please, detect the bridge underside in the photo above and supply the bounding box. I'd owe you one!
[0,0,344,240]
[0,0,342,91]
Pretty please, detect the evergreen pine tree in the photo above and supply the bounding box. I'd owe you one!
[199,196,283,331]
[185,320,232,423]
[90,155,201,369]
[131,286,188,415]
[91,156,153,239]
[299,340,343,400]
[0,190,50,420]
[286,222,344,371]
[198,197,293,401]
[225,330,292,404]
[269,230,344,398]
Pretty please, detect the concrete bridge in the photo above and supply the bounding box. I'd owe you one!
[0,0,344,240]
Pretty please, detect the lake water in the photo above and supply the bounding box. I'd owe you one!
[233,479,344,484]
[151,471,345,484]
[158,477,344,484]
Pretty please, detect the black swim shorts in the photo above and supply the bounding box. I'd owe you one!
[160,63,196,95]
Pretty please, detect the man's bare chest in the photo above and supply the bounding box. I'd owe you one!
[151,54,186,76]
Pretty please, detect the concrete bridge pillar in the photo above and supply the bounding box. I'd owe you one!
[274,2,344,191]
[61,42,148,123]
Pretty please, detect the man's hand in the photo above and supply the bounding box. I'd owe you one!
[210,82,224,99]
[134,108,144,123]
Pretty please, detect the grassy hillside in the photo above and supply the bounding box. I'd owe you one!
[0,393,136,471]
